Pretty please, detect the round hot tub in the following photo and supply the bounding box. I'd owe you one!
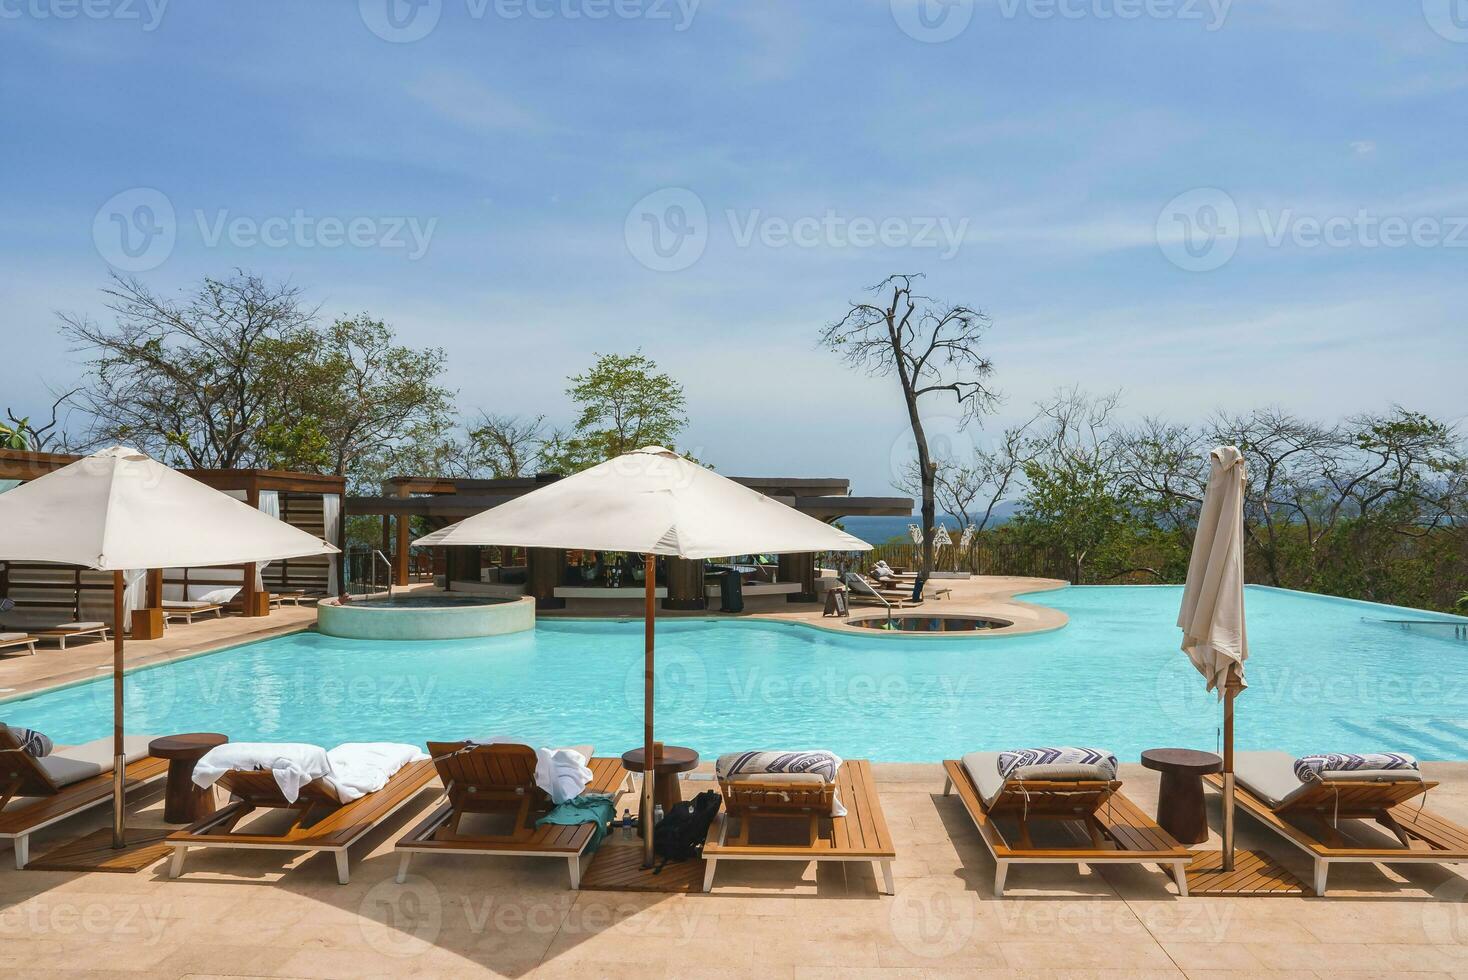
[317,593,535,640]
[849,614,1013,633]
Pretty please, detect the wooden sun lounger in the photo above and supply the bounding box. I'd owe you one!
[702,758,896,894]
[17,622,110,650]
[0,633,37,656]
[395,743,631,889]
[943,759,1192,897]
[166,759,438,884]
[162,601,224,624]
[1206,771,1468,895]
[0,729,167,869]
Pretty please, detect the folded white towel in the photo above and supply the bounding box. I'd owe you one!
[193,742,332,803]
[324,742,429,802]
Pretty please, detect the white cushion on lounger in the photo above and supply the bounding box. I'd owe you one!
[1,632,31,641]
[962,752,1116,808]
[38,735,154,788]
[51,622,105,631]
[1233,751,1319,808]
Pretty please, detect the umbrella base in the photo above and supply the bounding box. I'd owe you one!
[1184,848,1308,896]
[24,827,172,874]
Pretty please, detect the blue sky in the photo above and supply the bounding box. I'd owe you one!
[3,0,1466,497]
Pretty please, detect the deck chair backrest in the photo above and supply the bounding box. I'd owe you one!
[720,777,834,816]
[215,768,344,808]
[428,741,540,794]
[987,779,1122,818]
[0,726,60,799]
[1277,778,1436,817]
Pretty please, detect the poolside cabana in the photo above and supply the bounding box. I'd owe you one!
[0,450,344,637]
[349,472,909,611]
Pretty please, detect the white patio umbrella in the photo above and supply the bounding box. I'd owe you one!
[0,446,339,849]
[1177,445,1249,870]
[415,445,871,866]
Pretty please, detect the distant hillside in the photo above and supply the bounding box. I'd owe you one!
[840,502,1021,545]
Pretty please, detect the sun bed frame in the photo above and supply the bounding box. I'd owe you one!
[13,623,111,650]
[0,634,37,657]
[943,759,1192,897]
[162,601,224,625]
[0,730,168,869]
[702,758,896,894]
[844,575,923,608]
[1206,771,1468,895]
[395,743,631,889]
[166,758,438,884]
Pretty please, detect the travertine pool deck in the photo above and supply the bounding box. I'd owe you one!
[4,762,1468,979]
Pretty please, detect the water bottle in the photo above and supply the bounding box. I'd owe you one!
[621,808,633,840]
[654,804,665,826]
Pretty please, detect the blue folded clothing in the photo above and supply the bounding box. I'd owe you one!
[534,795,617,852]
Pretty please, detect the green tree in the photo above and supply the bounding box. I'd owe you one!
[541,351,688,472]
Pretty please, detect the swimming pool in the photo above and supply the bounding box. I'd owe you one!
[4,586,1466,762]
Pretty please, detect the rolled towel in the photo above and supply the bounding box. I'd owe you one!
[997,747,1119,782]
[716,750,845,816]
[193,742,332,803]
[1293,752,1419,783]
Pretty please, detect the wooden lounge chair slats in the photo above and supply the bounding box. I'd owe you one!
[942,759,1191,897]
[702,759,895,894]
[166,758,438,884]
[1205,771,1468,895]
[394,753,631,890]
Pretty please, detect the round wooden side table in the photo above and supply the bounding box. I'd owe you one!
[149,733,229,824]
[621,745,700,832]
[1141,747,1222,845]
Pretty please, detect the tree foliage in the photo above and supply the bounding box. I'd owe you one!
[540,351,688,472]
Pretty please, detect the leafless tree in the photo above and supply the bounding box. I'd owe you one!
[822,274,998,575]
[896,420,1035,532]
[3,388,80,453]
[60,272,317,468]
[468,412,547,478]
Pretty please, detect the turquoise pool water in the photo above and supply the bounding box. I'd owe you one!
[4,586,1466,762]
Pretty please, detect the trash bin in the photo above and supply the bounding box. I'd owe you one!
[719,570,744,613]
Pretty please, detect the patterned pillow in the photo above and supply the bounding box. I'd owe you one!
[997,746,1119,781]
[2,724,54,757]
[1293,752,1418,783]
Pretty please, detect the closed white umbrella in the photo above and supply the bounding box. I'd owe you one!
[1177,445,1249,870]
[0,446,339,850]
[416,446,871,865]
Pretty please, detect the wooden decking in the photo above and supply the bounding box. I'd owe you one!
[1,756,169,870]
[394,756,631,890]
[166,758,439,885]
[1183,847,1308,896]
[702,759,895,894]
[942,759,1192,897]
[1207,772,1468,895]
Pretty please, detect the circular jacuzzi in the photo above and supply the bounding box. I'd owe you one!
[316,593,535,640]
[848,613,1013,633]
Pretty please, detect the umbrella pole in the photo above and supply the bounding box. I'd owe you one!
[642,552,656,869]
[112,570,126,850]
[1222,680,1237,872]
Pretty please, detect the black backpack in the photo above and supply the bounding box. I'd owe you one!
[652,790,722,871]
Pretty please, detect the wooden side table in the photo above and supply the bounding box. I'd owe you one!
[149,733,229,824]
[621,745,699,833]
[1141,747,1223,845]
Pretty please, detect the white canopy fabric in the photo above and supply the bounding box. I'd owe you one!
[0,446,339,570]
[415,446,871,557]
[1177,445,1249,698]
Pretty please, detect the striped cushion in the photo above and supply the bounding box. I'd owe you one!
[997,747,1118,781]
[1294,752,1418,783]
[2,724,54,757]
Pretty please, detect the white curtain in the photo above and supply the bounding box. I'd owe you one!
[322,493,341,596]
[256,491,280,591]
[122,569,147,631]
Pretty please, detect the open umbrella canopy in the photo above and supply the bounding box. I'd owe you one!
[1177,445,1249,696]
[0,446,338,570]
[415,446,871,557]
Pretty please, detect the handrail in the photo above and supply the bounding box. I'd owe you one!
[844,571,894,628]
[371,549,394,600]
